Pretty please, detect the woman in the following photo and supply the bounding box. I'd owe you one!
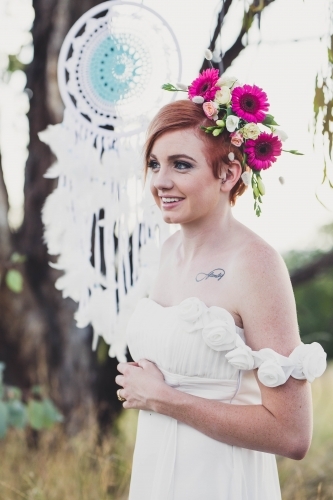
[115,71,327,500]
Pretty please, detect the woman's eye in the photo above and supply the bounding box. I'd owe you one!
[148,161,160,171]
[174,161,193,170]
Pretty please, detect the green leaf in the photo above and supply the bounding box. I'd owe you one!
[328,47,333,64]
[27,400,45,430]
[5,269,23,293]
[7,400,27,429]
[41,398,63,428]
[0,401,8,438]
[313,85,325,116]
[0,362,5,383]
[31,385,43,397]
[282,149,304,155]
[263,114,279,126]
[161,83,178,92]
[7,387,22,400]
[10,252,26,263]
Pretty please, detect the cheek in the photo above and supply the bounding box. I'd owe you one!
[149,175,162,206]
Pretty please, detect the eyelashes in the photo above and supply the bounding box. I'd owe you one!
[147,160,193,171]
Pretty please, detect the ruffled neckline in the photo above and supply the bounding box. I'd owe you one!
[145,296,244,332]
[139,296,327,388]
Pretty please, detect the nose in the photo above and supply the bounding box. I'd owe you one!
[152,165,174,192]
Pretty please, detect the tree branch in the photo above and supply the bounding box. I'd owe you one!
[200,0,277,73]
[290,250,333,287]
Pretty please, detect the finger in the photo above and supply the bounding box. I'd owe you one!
[115,375,124,386]
[127,361,140,367]
[137,359,151,369]
[117,362,127,374]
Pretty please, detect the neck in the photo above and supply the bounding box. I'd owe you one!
[179,204,235,262]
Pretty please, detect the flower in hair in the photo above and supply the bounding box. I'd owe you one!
[203,101,218,120]
[244,132,282,171]
[215,86,231,105]
[231,85,269,123]
[230,131,243,147]
[241,122,260,140]
[188,68,220,102]
[226,115,240,132]
[162,66,303,217]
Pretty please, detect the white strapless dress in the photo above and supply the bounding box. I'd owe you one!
[126,296,327,500]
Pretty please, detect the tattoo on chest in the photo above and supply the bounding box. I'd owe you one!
[195,268,225,282]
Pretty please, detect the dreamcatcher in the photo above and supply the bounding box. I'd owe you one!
[39,1,181,361]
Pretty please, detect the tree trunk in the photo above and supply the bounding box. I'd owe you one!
[0,0,122,436]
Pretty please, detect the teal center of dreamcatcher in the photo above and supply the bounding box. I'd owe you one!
[89,35,140,103]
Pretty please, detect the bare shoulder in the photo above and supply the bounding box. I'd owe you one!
[236,224,287,278]
[233,223,299,354]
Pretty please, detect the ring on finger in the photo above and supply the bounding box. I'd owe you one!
[117,388,126,402]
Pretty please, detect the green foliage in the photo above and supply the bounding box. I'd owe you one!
[5,269,23,293]
[282,149,304,155]
[284,246,333,359]
[10,252,27,264]
[262,113,279,126]
[97,337,110,365]
[0,364,63,438]
[294,271,333,358]
[312,32,333,194]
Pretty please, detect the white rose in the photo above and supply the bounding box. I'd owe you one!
[178,297,206,333]
[217,75,239,89]
[290,342,327,382]
[214,86,231,105]
[225,343,255,370]
[241,123,260,140]
[202,306,237,351]
[273,128,288,142]
[226,115,240,132]
[257,359,288,387]
[241,171,251,186]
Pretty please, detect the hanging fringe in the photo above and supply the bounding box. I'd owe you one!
[39,115,169,361]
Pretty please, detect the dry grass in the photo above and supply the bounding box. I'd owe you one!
[0,410,138,500]
[0,364,332,500]
[278,363,333,500]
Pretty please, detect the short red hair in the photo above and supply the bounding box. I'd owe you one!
[143,99,247,205]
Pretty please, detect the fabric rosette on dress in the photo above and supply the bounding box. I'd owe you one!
[177,297,327,387]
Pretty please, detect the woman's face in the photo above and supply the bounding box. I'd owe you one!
[149,129,228,225]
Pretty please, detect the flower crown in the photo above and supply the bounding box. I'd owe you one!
[162,56,302,216]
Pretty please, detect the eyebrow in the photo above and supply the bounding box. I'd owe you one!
[149,153,197,162]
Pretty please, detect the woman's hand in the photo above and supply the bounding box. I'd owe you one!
[116,359,166,411]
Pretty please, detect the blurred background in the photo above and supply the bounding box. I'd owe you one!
[0,0,332,498]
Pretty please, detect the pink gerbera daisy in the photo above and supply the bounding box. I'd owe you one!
[231,84,269,123]
[188,69,220,102]
[244,132,282,170]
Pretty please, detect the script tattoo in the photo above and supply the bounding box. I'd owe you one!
[195,268,225,282]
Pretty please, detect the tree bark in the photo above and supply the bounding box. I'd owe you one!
[0,0,122,435]
[290,250,333,287]
[200,0,277,73]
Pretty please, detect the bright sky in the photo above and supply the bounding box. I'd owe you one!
[1,0,332,254]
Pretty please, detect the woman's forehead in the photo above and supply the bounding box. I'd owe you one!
[151,129,206,158]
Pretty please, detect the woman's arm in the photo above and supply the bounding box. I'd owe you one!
[116,242,313,459]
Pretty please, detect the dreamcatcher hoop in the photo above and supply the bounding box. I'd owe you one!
[58,0,182,142]
[40,1,182,362]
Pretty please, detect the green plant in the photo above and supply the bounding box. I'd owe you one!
[0,362,63,438]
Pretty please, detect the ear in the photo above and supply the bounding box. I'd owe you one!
[220,160,242,192]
